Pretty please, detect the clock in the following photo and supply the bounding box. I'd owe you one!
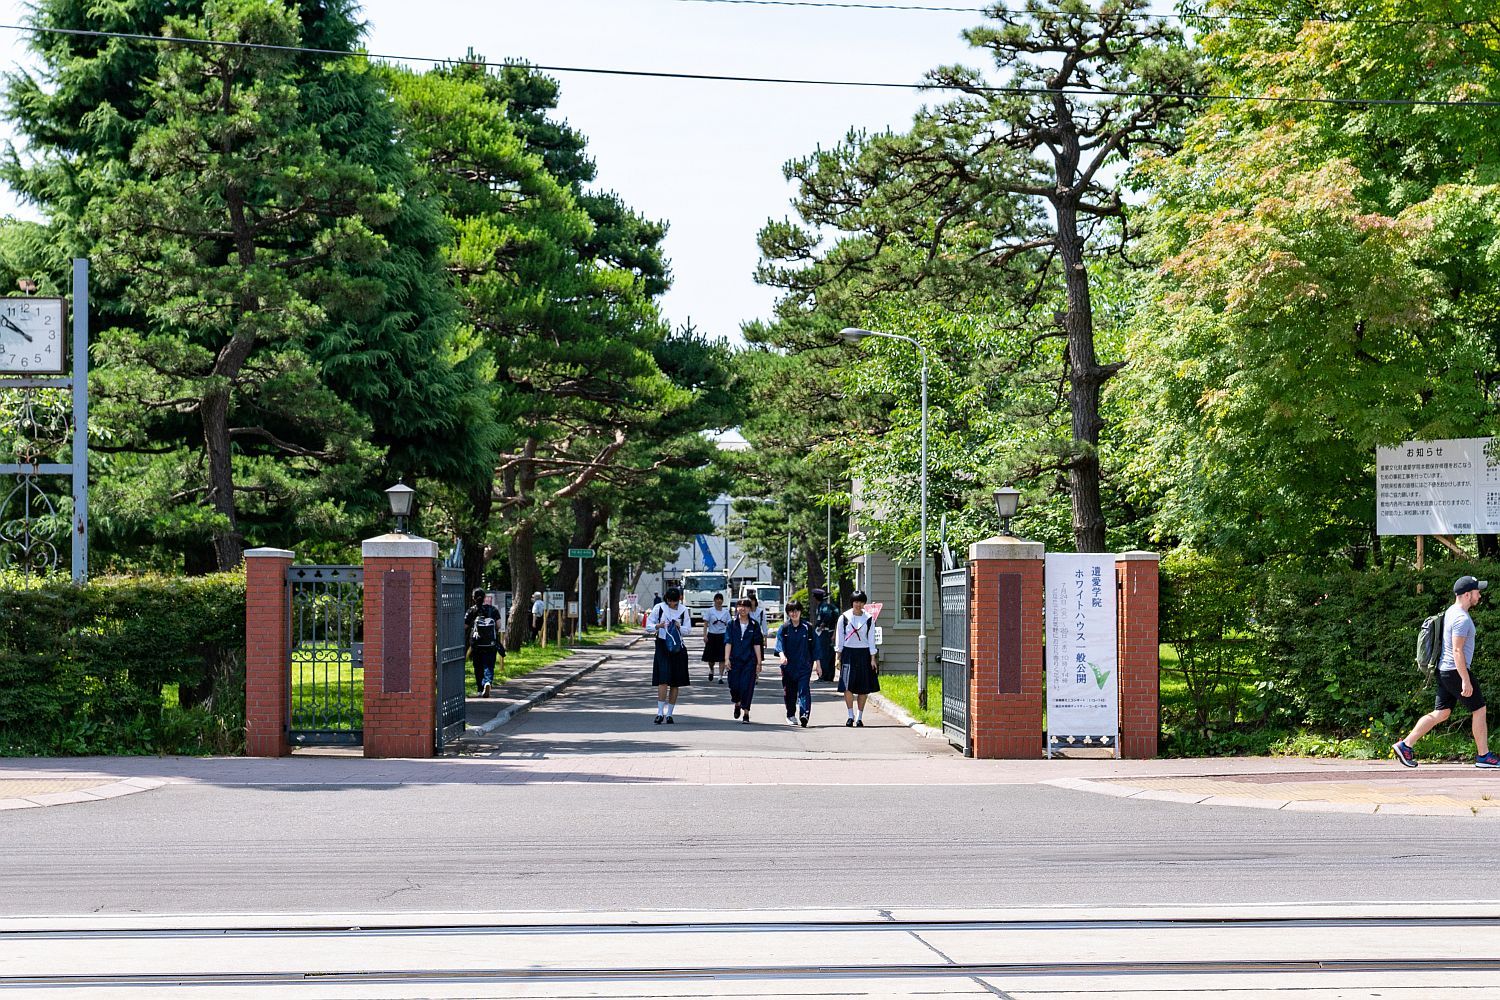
[0,297,66,374]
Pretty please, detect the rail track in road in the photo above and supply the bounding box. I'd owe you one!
[3,912,1498,994]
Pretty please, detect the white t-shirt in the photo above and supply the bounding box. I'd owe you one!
[703,607,733,635]
[749,607,767,633]
[835,610,877,652]
[648,602,692,634]
[531,599,544,616]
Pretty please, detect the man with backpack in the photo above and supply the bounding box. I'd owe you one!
[465,589,504,698]
[1394,575,1499,768]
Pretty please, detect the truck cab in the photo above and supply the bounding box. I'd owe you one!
[682,571,729,626]
[741,584,783,625]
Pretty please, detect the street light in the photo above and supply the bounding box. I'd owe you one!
[839,326,931,711]
[385,480,415,534]
[994,486,1021,537]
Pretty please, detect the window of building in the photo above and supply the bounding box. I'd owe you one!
[898,565,922,622]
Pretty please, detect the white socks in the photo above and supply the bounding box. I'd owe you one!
[856,710,864,722]
[665,703,675,717]
[847,708,855,720]
[656,701,665,715]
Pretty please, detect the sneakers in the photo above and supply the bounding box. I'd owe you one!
[733,704,741,720]
[654,715,664,725]
[1476,751,1500,769]
[481,682,491,698]
[799,715,809,728]
[1392,740,1417,768]
[741,714,750,725]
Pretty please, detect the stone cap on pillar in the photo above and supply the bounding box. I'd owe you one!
[362,533,439,560]
[1116,550,1161,562]
[968,536,1044,561]
[244,547,295,559]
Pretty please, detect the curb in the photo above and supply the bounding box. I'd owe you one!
[0,775,166,812]
[868,692,950,742]
[1043,775,1500,819]
[467,650,616,737]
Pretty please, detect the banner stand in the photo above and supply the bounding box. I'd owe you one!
[1044,552,1121,759]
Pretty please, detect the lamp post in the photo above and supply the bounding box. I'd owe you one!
[840,326,931,711]
[385,480,416,535]
[994,486,1021,537]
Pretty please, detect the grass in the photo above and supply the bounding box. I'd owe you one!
[875,673,943,730]
[465,625,635,695]
[290,645,361,732]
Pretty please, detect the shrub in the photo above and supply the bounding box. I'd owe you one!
[0,572,245,755]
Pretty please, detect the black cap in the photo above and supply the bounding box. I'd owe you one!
[1455,576,1489,595]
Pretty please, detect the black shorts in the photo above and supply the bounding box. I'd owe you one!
[1436,671,1486,712]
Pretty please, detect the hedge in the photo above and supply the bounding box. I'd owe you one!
[1161,553,1500,748]
[0,572,245,755]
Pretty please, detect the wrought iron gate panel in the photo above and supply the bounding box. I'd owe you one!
[286,565,363,746]
[436,553,468,752]
[940,566,971,755]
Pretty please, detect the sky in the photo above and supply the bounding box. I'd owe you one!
[0,0,1170,343]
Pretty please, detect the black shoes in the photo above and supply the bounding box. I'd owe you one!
[799,715,809,728]
[741,714,750,724]
[654,715,664,725]
[856,719,864,727]
[845,718,854,727]
[665,716,675,724]
[733,704,741,719]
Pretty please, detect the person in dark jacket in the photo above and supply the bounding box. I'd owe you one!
[464,589,504,697]
[775,601,817,727]
[725,597,764,723]
[812,588,839,682]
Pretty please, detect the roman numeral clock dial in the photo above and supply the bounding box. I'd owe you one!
[0,298,66,373]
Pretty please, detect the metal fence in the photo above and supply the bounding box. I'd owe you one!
[286,564,364,746]
[940,565,970,755]
[436,547,468,752]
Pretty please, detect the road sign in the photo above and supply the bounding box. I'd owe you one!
[568,548,595,559]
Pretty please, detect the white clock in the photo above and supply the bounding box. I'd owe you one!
[0,297,66,374]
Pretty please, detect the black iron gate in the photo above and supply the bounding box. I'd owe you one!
[940,565,971,755]
[286,564,364,746]
[436,544,467,752]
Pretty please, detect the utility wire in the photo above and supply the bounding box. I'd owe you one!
[2,22,1498,108]
[666,0,1499,28]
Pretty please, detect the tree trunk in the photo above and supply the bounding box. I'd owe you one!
[1055,197,1108,553]
[462,482,492,597]
[505,518,542,651]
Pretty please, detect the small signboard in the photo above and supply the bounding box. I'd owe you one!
[544,590,566,611]
[567,548,595,559]
[1376,437,1500,536]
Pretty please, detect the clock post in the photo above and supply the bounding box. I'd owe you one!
[0,258,88,582]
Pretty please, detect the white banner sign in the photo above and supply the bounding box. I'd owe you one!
[1045,553,1119,740]
[1376,437,1500,536]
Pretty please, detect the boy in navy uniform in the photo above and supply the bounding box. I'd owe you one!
[776,601,817,727]
[725,598,764,723]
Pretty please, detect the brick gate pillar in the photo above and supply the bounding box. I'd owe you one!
[361,533,439,758]
[1116,551,1161,759]
[967,536,1045,759]
[245,547,294,757]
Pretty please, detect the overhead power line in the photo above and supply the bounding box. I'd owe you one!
[1,22,1497,109]
[666,0,1499,28]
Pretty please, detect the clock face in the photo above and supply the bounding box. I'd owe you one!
[0,298,66,374]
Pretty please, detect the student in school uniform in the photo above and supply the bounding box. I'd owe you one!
[701,593,732,684]
[647,587,692,725]
[747,592,768,648]
[725,597,764,724]
[775,601,817,727]
[834,589,880,727]
[464,589,504,698]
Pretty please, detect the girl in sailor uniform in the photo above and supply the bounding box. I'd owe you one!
[834,589,880,727]
[700,592,732,684]
[647,587,692,724]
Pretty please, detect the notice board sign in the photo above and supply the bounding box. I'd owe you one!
[1045,553,1118,752]
[1376,437,1500,536]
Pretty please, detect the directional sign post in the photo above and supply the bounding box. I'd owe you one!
[568,548,595,637]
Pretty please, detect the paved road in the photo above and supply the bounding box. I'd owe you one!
[2,641,1499,917]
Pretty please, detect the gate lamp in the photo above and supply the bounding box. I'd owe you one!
[994,486,1021,537]
[385,480,416,535]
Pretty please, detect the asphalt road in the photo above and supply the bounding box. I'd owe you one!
[2,639,1496,917]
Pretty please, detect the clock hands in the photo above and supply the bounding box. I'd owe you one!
[0,315,33,343]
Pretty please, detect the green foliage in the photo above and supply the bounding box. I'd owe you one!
[0,573,246,755]
[1159,555,1500,754]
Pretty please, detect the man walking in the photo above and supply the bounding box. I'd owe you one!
[530,591,545,644]
[464,589,503,698]
[776,601,818,727]
[1394,575,1500,768]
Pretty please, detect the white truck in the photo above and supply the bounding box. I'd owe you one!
[741,584,783,625]
[682,570,730,626]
